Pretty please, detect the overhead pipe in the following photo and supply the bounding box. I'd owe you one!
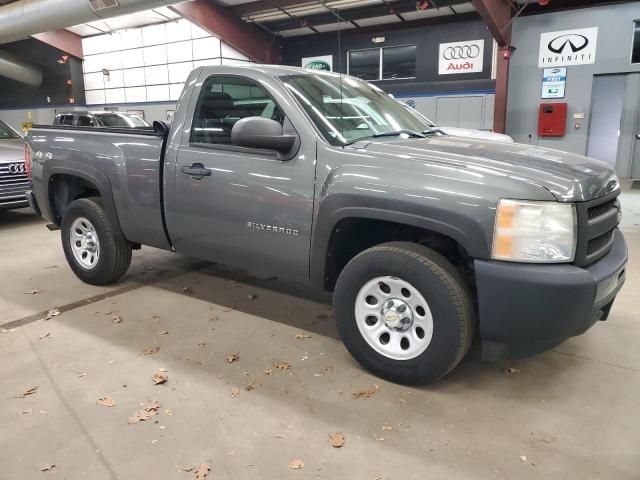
[0,0,178,45]
[0,49,42,87]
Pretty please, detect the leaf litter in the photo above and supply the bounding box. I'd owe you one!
[128,400,161,424]
[153,371,169,385]
[96,396,116,407]
[328,432,345,448]
[352,385,379,399]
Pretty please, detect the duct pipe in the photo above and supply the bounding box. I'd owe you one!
[0,49,42,87]
[0,0,178,45]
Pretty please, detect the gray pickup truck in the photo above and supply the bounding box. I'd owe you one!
[25,66,627,384]
[0,119,29,211]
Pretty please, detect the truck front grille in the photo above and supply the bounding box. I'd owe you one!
[0,162,30,205]
[574,191,620,267]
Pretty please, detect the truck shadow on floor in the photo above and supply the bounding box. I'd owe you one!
[0,208,43,231]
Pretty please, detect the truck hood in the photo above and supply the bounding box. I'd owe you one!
[0,138,24,164]
[438,126,514,143]
[356,136,618,202]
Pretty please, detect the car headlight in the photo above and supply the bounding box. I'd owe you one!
[492,199,576,263]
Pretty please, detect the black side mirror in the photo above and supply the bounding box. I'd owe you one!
[231,117,298,157]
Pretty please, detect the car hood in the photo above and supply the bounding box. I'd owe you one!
[0,138,24,164]
[438,126,513,143]
[356,136,618,202]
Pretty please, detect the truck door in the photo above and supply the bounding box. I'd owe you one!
[166,73,316,282]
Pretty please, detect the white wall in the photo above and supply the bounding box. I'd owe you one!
[81,18,252,105]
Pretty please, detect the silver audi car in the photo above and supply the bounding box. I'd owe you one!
[0,120,29,211]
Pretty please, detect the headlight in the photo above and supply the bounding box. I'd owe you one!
[492,199,576,263]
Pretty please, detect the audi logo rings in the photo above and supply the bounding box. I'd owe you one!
[8,163,25,174]
[442,44,480,60]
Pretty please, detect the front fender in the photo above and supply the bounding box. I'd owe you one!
[309,193,492,289]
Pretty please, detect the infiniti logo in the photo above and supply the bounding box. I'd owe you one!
[7,163,25,174]
[548,34,589,54]
[442,44,480,60]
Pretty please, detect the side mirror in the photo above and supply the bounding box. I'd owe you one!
[231,117,297,156]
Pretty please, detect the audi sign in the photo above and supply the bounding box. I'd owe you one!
[538,27,598,67]
[438,40,484,75]
[7,162,25,175]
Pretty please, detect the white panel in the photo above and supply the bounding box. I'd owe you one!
[119,29,143,49]
[145,65,169,85]
[355,15,401,27]
[105,88,126,104]
[83,55,102,73]
[166,19,193,42]
[193,37,221,60]
[84,52,122,72]
[401,8,452,21]
[142,23,167,46]
[125,87,147,103]
[104,69,124,89]
[278,27,314,37]
[450,2,475,14]
[193,58,222,68]
[167,41,193,63]
[143,45,168,66]
[85,90,106,105]
[169,83,185,101]
[82,35,109,55]
[146,85,170,101]
[191,24,211,39]
[168,61,194,84]
[313,22,356,33]
[221,43,248,61]
[123,67,146,87]
[121,48,144,68]
[84,72,104,90]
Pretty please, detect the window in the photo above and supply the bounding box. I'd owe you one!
[632,21,640,64]
[348,49,380,81]
[0,120,18,139]
[191,76,284,145]
[281,74,430,146]
[382,45,416,80]
[95,113,149,127]
[348,45,416,81]
[77,115,95,127]
[59,115,74,126]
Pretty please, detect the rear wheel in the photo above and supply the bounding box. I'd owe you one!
[334,242,474,384]
[61,198,132,285]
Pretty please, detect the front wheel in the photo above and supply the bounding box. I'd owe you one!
[61,198,132,285]
[333,242,475,384]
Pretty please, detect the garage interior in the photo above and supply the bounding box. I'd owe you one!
[1,0,640,479]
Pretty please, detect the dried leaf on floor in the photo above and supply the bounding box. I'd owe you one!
[520,455,528,462]
[288,459,304,470]
[197,341,207,347]
[295,333,312,340]
[38,333,51,340]
[505,367,520,374]
[43,309,60,321]
[178,465,193,472]
[244,380,259,392]
[182,287,194,295]
[96,396,116,407]
[111,315,123,324]
[273,360,290,370]
[158,330,169,335]
[23,289,41,295]
[247,294,257,300]
[328,432,345,448]
[194,464,210,479]
[542,435,556,444]
[230,387,240,398]
[264,369,273,376]
[1,328,16,334]
[352,385,379,399]
[139,345,160,356]
[222,307,233,312]
[374,434,385,441]
[77,371,87,378]
[382,424,393,432]
[226,353,239,364]
[40,464,55,472]
[17,386,38,398]
[153,371,169,385]
[128,400,161,424]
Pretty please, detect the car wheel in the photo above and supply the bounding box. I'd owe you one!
[334,241,475,384]
[61,198,132,285]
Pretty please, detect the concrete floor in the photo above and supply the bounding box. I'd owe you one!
[1,193,640,480]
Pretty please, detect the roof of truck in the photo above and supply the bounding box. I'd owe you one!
[197,64,341,78]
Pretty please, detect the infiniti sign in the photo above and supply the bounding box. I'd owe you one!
[538,27,598,67]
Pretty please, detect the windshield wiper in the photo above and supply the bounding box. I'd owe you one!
[373,129,426,139]
[422,127,446,136]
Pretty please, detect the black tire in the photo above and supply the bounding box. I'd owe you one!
[61,198,132,285]
[334,241,475,385]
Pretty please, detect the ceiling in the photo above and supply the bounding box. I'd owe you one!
[65,6,181,36]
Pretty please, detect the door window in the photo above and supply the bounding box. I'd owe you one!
[59,115,74,126]
[190,75,284,145]
[77,115,95,127]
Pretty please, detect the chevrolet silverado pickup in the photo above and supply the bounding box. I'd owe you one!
[24,66,627,384]
[0,119,29,211]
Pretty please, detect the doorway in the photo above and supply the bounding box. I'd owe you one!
[586,75,626,169]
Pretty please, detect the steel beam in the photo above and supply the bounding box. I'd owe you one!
[471,0,512,47]
[171,0,281,64]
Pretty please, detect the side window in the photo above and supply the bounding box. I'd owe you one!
[77,115,94,127]
[190,75,284,145]
[60,115,73,126]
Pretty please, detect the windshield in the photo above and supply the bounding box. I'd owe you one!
[280,74,431,146]
[96,113,150,128]
[0,120,19,140]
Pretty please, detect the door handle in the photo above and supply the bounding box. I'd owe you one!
[180,163,211,177]
[636,133,640,140]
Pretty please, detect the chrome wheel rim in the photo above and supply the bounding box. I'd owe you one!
[69,217,100,270]
[354,276,434,360]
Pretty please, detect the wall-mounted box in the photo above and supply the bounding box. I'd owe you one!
[538,102,567,137]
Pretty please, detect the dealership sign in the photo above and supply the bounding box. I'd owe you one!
[438,40,484,75]
[541,67,566,99]
[302,55,333,71]
[538,27,598,67]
